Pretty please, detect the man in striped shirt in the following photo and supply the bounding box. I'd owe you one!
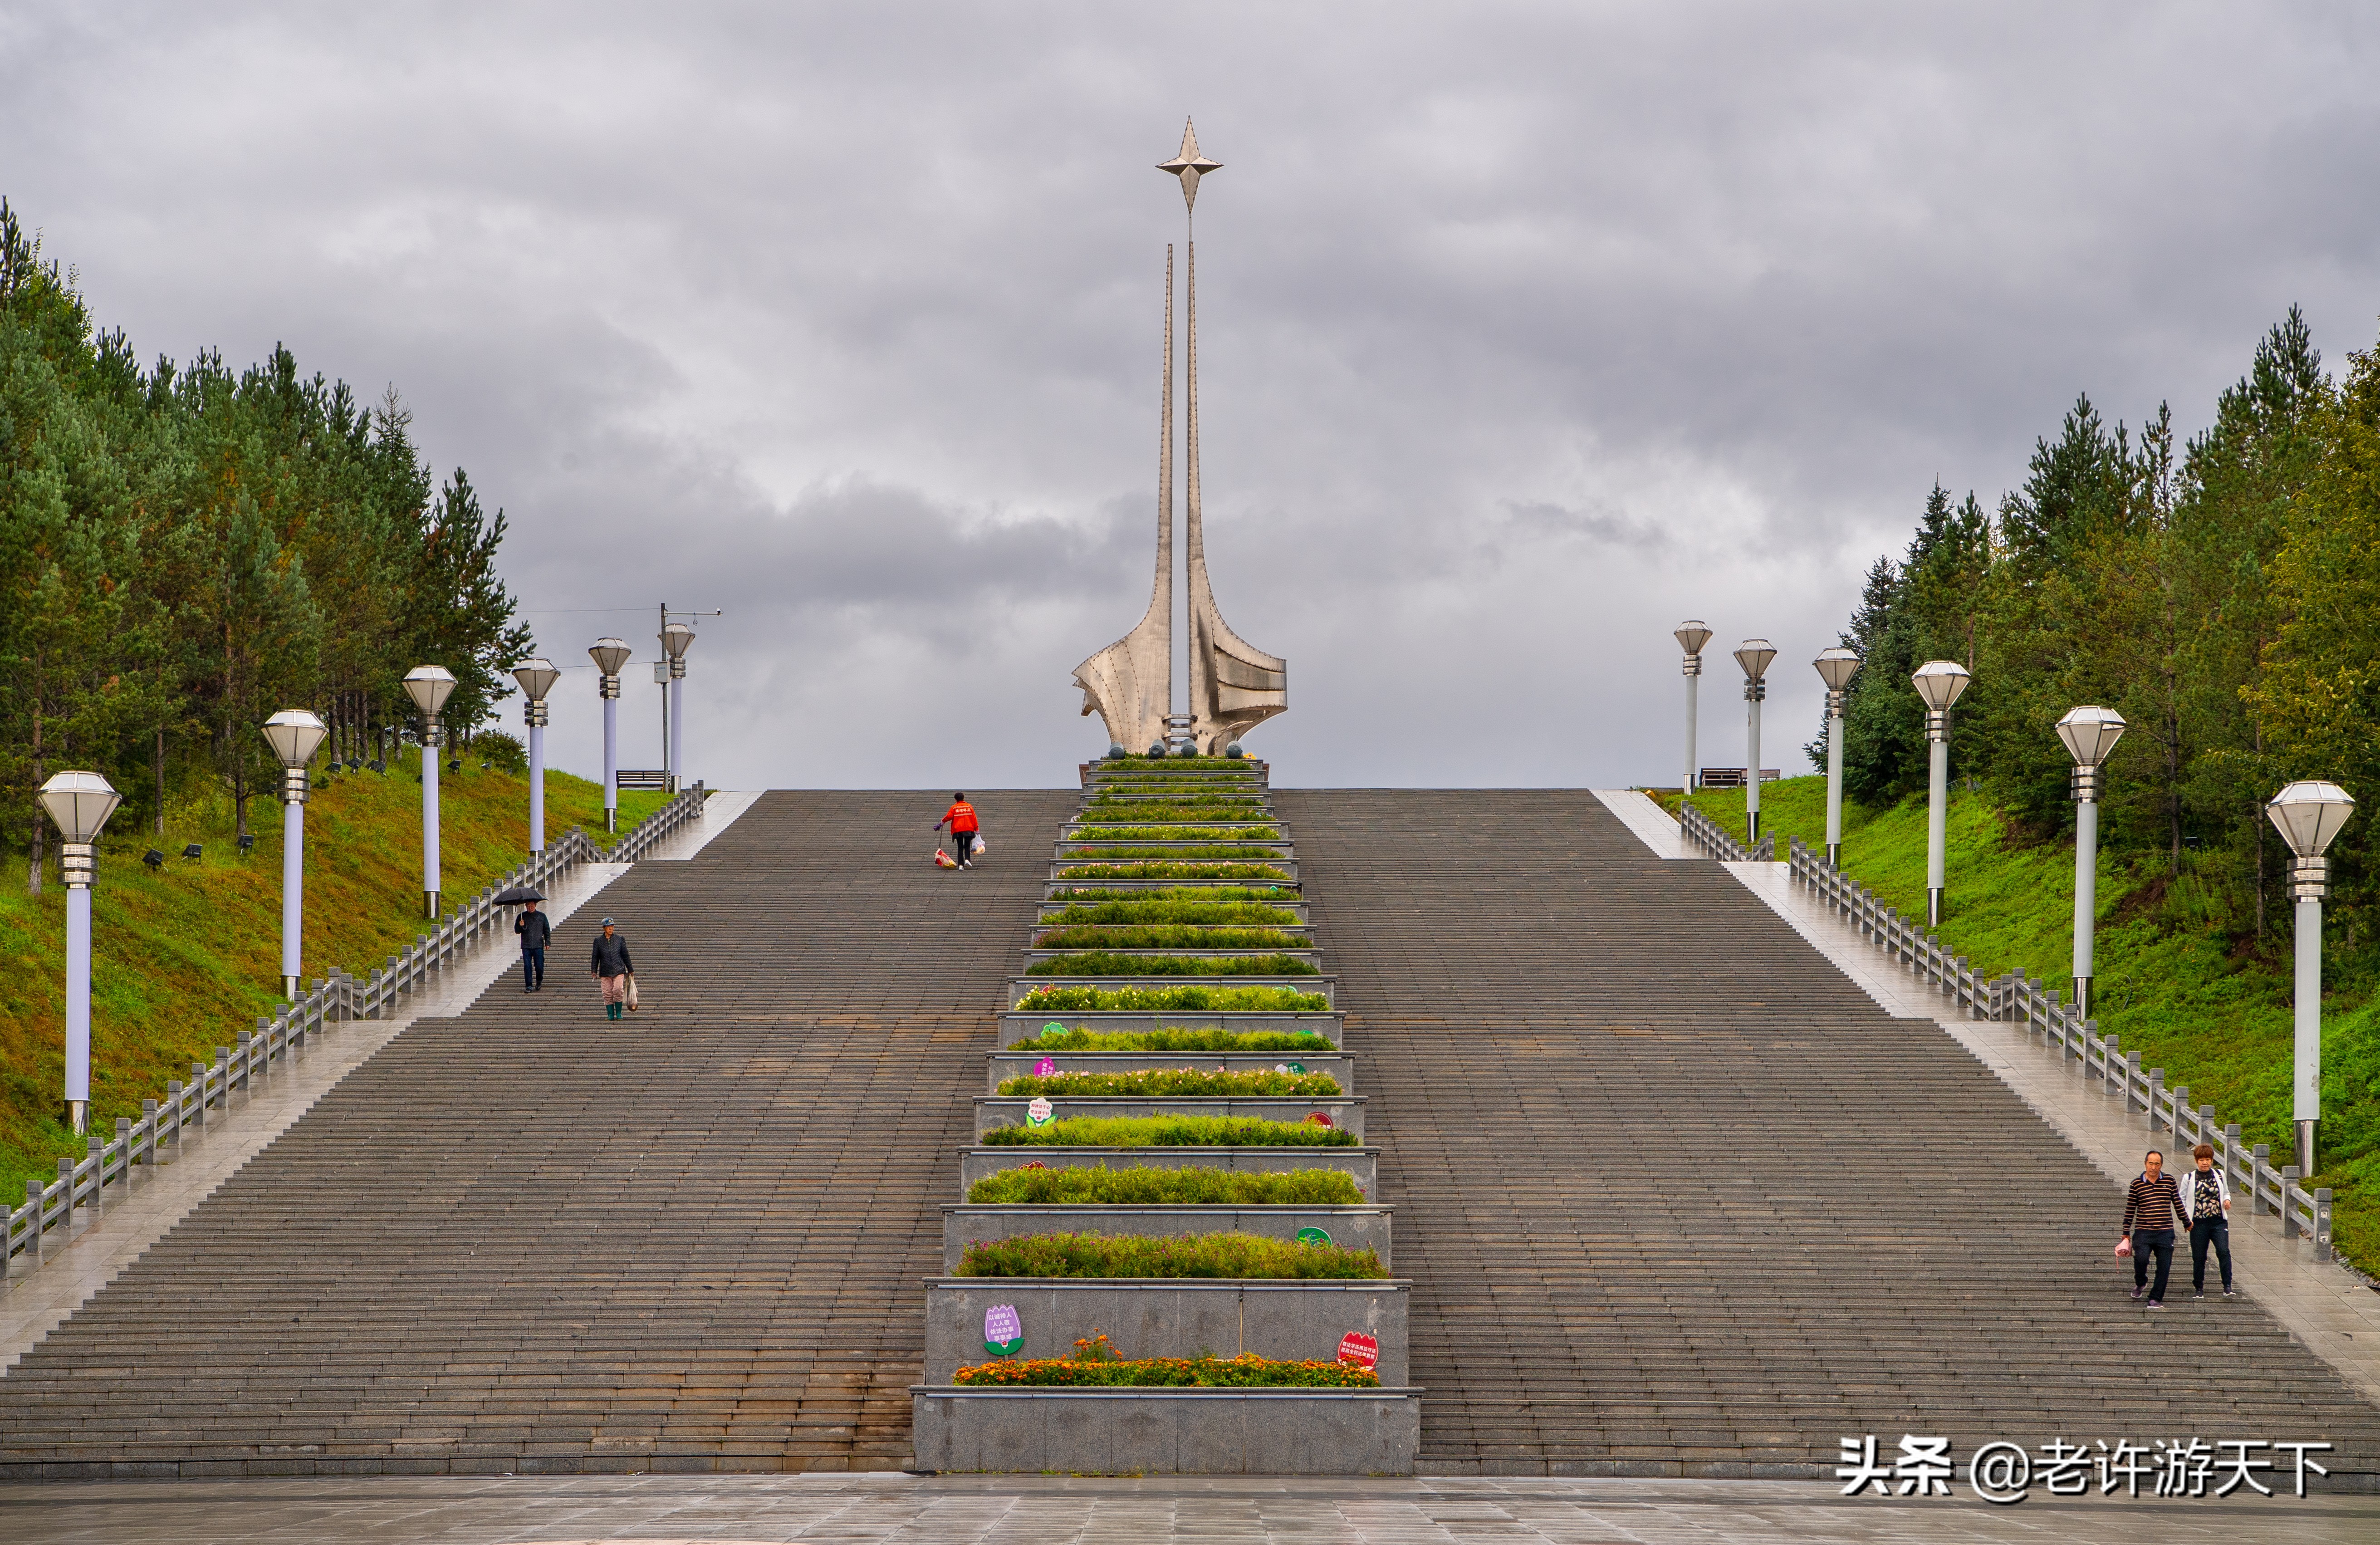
[2120,1150,2184,1309]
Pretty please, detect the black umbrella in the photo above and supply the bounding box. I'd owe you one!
[493,886,547,905]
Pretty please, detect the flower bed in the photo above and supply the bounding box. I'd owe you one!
[1069,825,1282,842]
[996,1069,1340,1098]
[955,1231,1385,1280]
[1082,801,1270,819]
[964,1166,1365,1205]
[1041,900,1301,927]
[1061,845,1286,861]
[1047,887,1294,908]
[954,1335,1378,1388]
[1053,863,1294,882]
[1015,986,1330,1012]
[981,1114,1359,1148]
[1033,925,1302,951]
[1007,1027,1337,1053]
[1022,952,1319,978]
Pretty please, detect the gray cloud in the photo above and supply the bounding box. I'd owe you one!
[6,2,2377,788]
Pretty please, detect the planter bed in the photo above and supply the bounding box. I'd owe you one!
[960,1146,1378,1193]
[994,1069,1342,1099]
[1038,896,1309,923]
[1058,839,1293,856]
[986,1049,1355,1090]
[909,1385,1421,1476]
[1029,925,1314,949]
[975,1095,1365,1140]
[997,1010,1342,1041]
[1049,862,1299,883]
[1012,976,1336,1006]
[922,1279,1408,1385]
[1061,823,1284,841]
[1020,948,1323,974]
[941,1205,1393,1270]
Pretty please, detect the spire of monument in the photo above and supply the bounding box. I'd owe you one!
[1156,118,1221,228]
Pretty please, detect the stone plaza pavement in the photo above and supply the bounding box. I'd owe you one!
[0,1472,2371,1543]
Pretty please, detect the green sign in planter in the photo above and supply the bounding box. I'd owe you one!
[1296,1227,1333,1246]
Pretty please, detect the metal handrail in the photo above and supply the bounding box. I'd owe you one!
[1679,804,1776,862]
[1783,835,2333,1261]
[5,782,708,1265]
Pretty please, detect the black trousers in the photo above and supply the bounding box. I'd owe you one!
[2131,1228,2175,1301]
[954,831,976,863]
[2190,1216,2233,1290]
[521,947,544,990]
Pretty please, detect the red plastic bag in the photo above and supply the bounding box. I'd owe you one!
[934,847,959,869]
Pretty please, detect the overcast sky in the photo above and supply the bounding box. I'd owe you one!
[7,3,2378,790]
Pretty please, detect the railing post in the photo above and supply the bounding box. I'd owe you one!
[2315,1188,2333,1261]
[2146,1068,2161,1126]
[2169,1086,2187,1142]
[2251,1144,2271,1214]
[140,1099,158,1165]
[2282,1165,2301,1238]
[2223,1123,2243,1188]
[2121,1051,2139,1111]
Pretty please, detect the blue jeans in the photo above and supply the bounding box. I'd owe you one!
[2190,1217,2232,1290]
[521,947,544,991]
[2132,1228,2175,1301]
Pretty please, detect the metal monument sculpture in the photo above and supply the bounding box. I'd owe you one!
[1074,121,1287,756]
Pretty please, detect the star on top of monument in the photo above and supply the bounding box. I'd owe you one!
[1158,119,1221,212]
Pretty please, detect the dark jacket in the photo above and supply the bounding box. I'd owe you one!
[515,910,552,950]
[591,932,634,977]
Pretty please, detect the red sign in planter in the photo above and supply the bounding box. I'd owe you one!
[1337,1332,1379,1369]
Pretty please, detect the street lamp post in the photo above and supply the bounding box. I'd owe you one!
[2267,780,2356,1177]
[261,709,328,1000]
[1813,647,1861,866]
[1675,622,1712,796]
[660,620,694,792]
[2055,706,2127,1020]
[38,770,123,1135]
[402,665,457,918]
[1734,640,1777,845]
[1911,660,1972,927]
[589,638,631,834]
[512,657,560,854]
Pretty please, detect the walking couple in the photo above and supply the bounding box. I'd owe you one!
[2119,1146,2234,1308]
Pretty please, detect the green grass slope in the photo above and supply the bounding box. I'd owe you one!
[1,750,666,1206]
[1664,775,2380,1266]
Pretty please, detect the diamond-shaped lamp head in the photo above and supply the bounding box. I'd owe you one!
[2055,705,2127,768]
[260,709,329,770]
[511,657,561,703]
[2267,780,2356,858]
[1733,639,1777,682]
[588,637,632,677]
[1812,647,1861,691]
[401,664,457,716]
[1674,621,1713,657]
[659,622,695,662]
[1911,659,1972,711]
[38,770,123,843]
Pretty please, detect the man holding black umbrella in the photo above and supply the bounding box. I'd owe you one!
[514,898,552,991]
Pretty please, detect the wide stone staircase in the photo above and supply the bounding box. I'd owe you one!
[1275,788,2380,1477]
[0,790,1075,1476]
[7,784,2378,1479]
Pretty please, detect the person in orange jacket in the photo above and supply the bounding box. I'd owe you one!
[935,793,980,868]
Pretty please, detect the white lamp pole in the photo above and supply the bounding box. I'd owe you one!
[2267,780,2356,1177]
[1813,648,1861,866]
[660,619,694,792]
[590,638,631,834]
[1675,621,1711,796]
[1734,640,1777,845]
[2055,706,2127,1020]
[38,770,123,1135]
[402,665,457,918]
[512,657,560,854]
[1911,660,1972,927]
[261,709,328,1000]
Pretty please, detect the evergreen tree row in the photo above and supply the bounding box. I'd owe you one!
[0,200,529,880]
[1825,304,2380,956]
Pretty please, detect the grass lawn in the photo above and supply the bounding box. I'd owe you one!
[0,748,667,1206]
[1660,775,2380,1267]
